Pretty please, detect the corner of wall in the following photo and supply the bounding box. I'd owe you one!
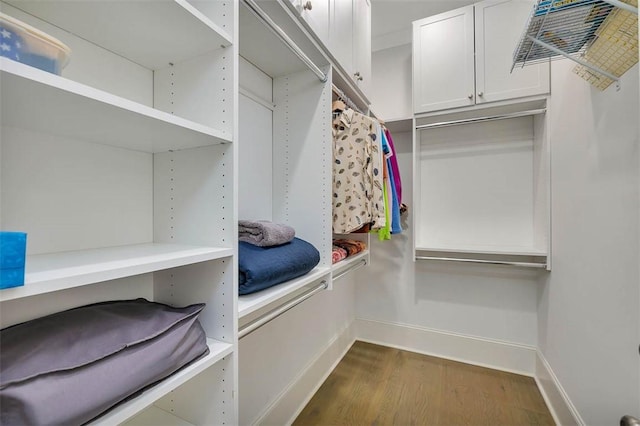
[534,350,584,426]
[252,320,356,426]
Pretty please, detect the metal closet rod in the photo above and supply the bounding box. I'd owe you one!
[332,258,367,281]
[238,280,328,339]
[415,108,547,130]
[241,0,328,83]
[332,84,365,114]
[415,256,547,269]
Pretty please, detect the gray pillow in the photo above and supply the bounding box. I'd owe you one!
[0,298,210,426]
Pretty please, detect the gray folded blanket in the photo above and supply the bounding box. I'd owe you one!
[239,220,295,247]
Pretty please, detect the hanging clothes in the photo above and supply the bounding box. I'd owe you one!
[331,100,405,238]
[332,108,386,234]
[332,108,372,234]
[384,128,402,205]
[364,115,386,230]
[381,130,402,235]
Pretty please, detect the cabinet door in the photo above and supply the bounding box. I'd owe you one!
[300,0,330,46]
[413,5,475,114]
[352,0,371,95]
[475,0,549,104]
[329,0,354,75]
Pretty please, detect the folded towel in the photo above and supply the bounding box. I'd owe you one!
[332,246,348,264]
[239,238,320,295]
[239,220,295,247]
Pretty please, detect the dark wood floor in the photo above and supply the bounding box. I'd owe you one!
[293,341,555,426]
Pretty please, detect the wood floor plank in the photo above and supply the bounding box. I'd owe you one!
[294,341,555,426]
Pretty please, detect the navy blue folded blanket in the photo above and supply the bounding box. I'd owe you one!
[239,237,320,295]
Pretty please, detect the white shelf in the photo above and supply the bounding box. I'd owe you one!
[415,246,548,269]
[92,339,233,426]
[384,117,413,134]
[415,245,547,257]
[238,266,331,319]
[332,251,369,277]
[0,243,233,302]
[0,60,232,153]
[4,0,232,70]
[239,0,328,78]
[124,407,195,426]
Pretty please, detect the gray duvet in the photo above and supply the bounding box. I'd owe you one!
[0,298,210,425]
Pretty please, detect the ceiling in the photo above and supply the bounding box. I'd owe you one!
[371,0,476,50]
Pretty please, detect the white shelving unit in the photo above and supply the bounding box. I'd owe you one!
[1,60,231,152]
[237,0,332,324]
[0,244,233,302]
[0,0,238,423]
[2,0,232,69]
[93,340,234,426]
[413,101,550,270]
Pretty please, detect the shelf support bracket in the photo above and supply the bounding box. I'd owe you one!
[603,0,638,15]
[526,35,621,90]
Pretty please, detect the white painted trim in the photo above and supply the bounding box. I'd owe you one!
[252,321,356,426]
[355,318,537,376]
[535,350,584,426]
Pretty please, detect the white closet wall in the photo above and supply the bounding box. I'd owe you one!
[370,44,412,122]
[367,2,640,423]
[355,130,539,370]
[537,60,640,426]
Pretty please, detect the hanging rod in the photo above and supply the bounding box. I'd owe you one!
[332,84,364,114]
[241,0,328,83]
[415,256,547,269]
[415,108,546,130]
[239,280,328,339]
[332,258,367,281]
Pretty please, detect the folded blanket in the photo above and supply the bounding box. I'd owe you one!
[333,239,367,257]
[239,220,295,247]
[332,246,348,264]
[239,237,320,295]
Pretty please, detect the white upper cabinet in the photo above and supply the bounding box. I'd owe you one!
[475,0,550,104]
[352,0,371,94]
[413,0,549,114]
[413,5,476,114]
[329,0,354,73]
[328,0,371,94]
[297,0,331,45]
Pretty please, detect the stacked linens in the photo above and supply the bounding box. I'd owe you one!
[332,239,367,260]
[0,299,209,426]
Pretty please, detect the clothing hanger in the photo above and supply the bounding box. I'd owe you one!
[332,99,346,112]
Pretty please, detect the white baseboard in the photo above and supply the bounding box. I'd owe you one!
[355,318,537,376]
[254,320,356,426]
[535,350,584,426]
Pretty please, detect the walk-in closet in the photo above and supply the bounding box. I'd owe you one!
[0,0,638,425]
